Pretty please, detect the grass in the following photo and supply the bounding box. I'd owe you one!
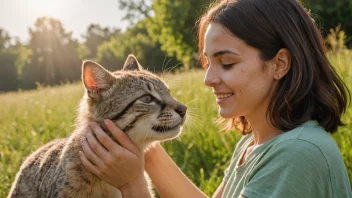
[0,52,351,196]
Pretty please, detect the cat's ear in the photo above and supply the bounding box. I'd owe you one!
[82,60,114,98]
[122,54,143,71]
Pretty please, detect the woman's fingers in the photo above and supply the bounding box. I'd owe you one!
[89,122,120,152]
[79,120,146,189]
[79,151,101,176]
[80,136,105,168]
[85,128,111,160]
[104,119,140,155]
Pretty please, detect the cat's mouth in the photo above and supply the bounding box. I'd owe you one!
[152,124,181,133]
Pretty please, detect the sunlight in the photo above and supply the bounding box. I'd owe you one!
[30,0,66,17]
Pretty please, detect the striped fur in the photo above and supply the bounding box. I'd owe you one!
[8,55,187,198]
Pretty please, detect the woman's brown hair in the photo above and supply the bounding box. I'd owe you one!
[197,0,350,134]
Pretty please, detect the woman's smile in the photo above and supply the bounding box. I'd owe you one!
[215,92,234,104]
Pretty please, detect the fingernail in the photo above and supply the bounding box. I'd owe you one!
[104,119,109,125]
[79,151,83,157]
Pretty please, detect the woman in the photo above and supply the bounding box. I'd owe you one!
[80,0,352,197]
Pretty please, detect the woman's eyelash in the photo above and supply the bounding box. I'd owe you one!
[222,63,235,69]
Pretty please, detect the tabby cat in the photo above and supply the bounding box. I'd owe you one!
[8,55,187,198]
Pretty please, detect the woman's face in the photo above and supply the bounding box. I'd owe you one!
[203,23,277,119]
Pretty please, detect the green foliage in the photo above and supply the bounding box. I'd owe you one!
[117,0,212,68]
[12,44,33,77]
[147,0,212,69]
[326,24,349,53]
[118,0,153,25]
[82,24,120,59]
[0,51,18,91]
[302,0,352,42]
[0,84,82,197]
[96,20,179,72]
[76,43,90,60]
[326,26,352,86]
[0,28,11,50]
[0,29,19,91]
[0,50,351,196]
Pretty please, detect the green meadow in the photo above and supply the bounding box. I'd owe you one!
[1,52,351,196]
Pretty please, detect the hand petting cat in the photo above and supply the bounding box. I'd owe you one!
[80,119,146,189]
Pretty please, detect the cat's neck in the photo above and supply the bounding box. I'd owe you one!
[72,99,153,151]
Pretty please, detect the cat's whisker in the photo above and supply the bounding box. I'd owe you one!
[165,62,182,75]
[187,116,203,126]
[162,54,167,73]
[183,116,204,139]
[185,98,200,106]
[163,59,173,72]
[186,110,203,121]
[186,113,202,123]
[161,62,182,83]
[165,80,182,91]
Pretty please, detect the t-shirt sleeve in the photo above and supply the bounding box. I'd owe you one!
[241,139,332,198]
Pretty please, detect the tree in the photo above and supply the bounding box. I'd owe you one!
[0,28,18,91]
[0,28,11,51]
[25,17,81,87]
[302,0,352,45]
[96,20,178,72]
[82,24,120,59]
[118,0,153,25]
[118,0,212,68]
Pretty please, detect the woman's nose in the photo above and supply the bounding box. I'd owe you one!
[204,66,220,87]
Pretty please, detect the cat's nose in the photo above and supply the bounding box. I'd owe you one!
[175,104,187,118]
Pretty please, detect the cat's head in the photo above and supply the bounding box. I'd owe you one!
[80,55,186,148]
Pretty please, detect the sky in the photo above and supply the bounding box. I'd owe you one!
[0,0,128,42]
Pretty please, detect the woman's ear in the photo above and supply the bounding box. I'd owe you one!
[271,48,291,80]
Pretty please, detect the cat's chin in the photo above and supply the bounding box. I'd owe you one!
[137,127,181,150]
[152,125,182,141]
[152,124,181,133]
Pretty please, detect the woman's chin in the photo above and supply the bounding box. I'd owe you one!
[218,110,235,119]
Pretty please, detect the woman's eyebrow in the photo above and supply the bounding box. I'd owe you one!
[203,50,239,57]
[213,50,239,57]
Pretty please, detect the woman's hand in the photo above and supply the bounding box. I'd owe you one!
[79,119,145,189]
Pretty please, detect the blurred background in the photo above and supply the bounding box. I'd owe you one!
[0,0,351,197]
[0,0,351,91]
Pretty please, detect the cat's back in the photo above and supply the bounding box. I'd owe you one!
[8,138,67,198]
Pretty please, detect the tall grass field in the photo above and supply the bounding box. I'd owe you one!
[1,52,351,196]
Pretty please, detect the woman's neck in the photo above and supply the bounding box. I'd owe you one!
[246,111,282,146]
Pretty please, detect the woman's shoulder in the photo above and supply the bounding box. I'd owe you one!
[242,121,351,198]
[268,120,348,180]
[274,120,341,157]
[262,120,351,197]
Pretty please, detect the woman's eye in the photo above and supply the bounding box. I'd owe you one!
[140,95,153,103]
[222,63,235,70]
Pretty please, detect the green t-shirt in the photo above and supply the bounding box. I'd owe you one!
[222,120,352,198]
